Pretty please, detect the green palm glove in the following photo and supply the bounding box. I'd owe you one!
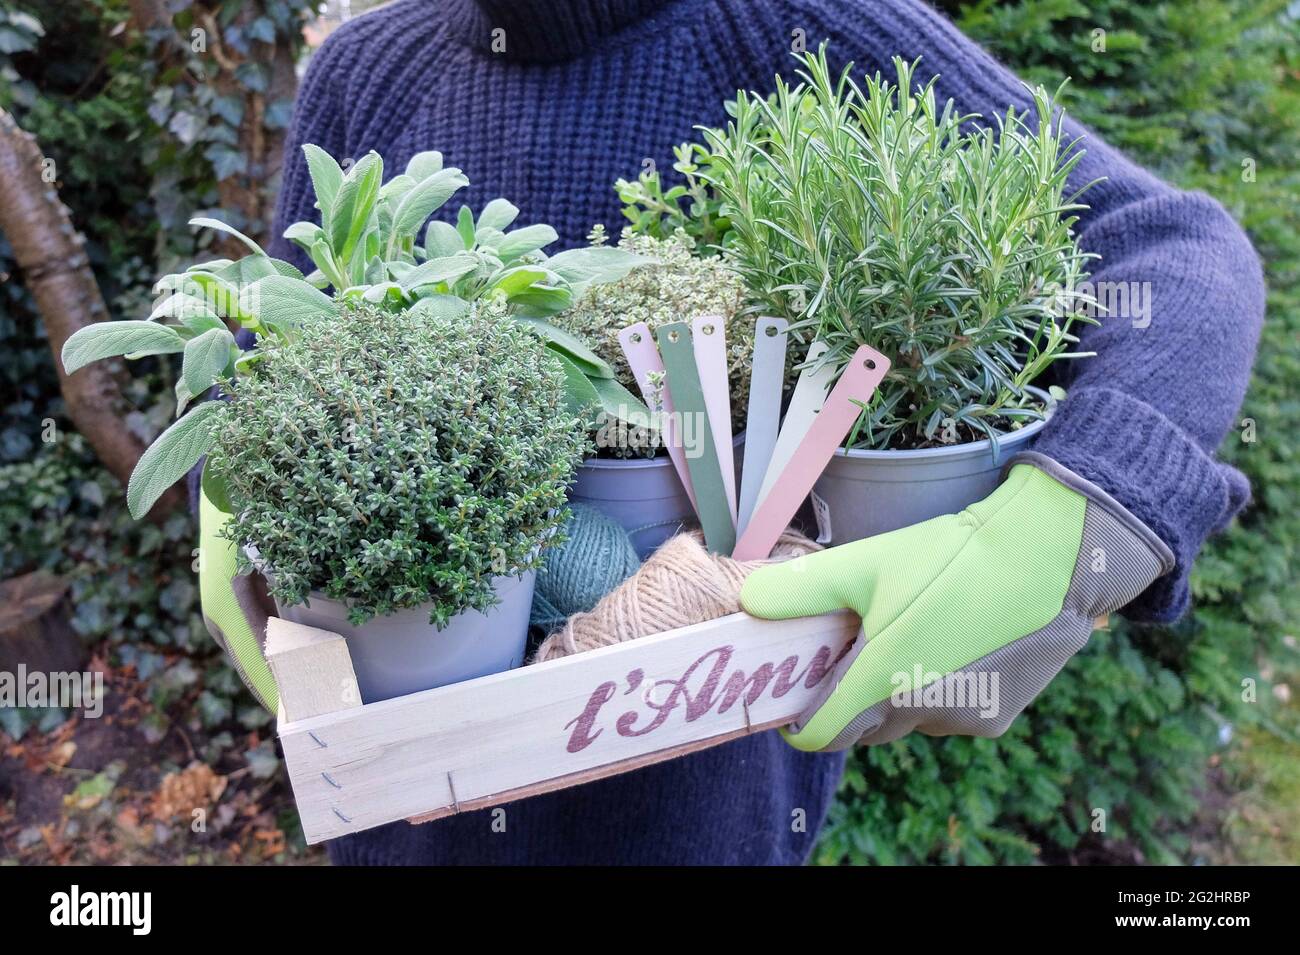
[740,452,1174,752]
[198,486,279,712]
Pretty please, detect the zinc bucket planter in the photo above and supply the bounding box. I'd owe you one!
[272,572,536,704]
[571,433,745,558]
[813,391,1055,545]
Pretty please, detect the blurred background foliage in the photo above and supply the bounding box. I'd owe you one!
[0,0,1296,864]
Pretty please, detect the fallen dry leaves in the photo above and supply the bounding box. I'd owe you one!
[149,761,228,822]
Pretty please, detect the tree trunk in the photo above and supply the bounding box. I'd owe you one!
[0,110,184,517]
[0,573,84,677]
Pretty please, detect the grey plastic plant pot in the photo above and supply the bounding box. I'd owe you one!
[571,433,745,558]
[273,572,536,704]
[813,391,1055,545]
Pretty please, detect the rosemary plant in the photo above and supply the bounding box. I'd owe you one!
[206,302,587,627]
[700,49,1097,448]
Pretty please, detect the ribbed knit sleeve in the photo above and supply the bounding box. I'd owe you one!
[787,0,1264,622]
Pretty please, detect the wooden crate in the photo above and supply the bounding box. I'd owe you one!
[273,609,860,844]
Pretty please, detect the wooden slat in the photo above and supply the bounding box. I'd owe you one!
[264,617,362,722]
[278,609,859,844]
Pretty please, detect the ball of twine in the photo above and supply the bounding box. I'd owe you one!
[530,504,641,632]
[533,528,821,663]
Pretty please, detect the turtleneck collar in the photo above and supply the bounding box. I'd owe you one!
[445,0,675,63]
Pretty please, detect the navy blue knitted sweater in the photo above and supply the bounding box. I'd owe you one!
[271,0,1263,865]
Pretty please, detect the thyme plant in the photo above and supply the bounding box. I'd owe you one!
[205,302,587,627]
[701,50,1097,448]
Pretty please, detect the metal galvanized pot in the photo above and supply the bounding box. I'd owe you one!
[813,391,1055,545]
[273,572,536,704]
[571,434,745,558]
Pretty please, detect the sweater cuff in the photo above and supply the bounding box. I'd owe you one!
[1029,387,1250,623]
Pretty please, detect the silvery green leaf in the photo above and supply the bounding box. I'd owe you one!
[361,281,406,305]
[302,144,343,223]
[424,220,464,258]
[201,462,235,515]
[455,204,475,248]
[329,151,383,263]
[408,294,470,321]
[476,198,519,234]
[544,246,650,286]
[61,321,185,374]
[175,377,194,416]
[404,150,443,180]
[553,351,602,418]
[392,168,469,241]
[241,275,336,330]
[399,253,478,292]
[490,265,550,296]
[186,259,235,273]
[182,272,254,325]
[189,216,266,256]
[149,292,221,325]
[496,224,558,262]
[270,256,306,280]
[283,220,324,252]
[518,317,613,378]
[591,373,652,425]
[181,327,236,397]
[474,226,506,249]
[379,173,416,201]
[126,401,221,519]
[507,282,573,317]
[309,239,347,291]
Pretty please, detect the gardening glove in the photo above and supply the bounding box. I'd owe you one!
[198,486,279,712]
[740,451,1174,752]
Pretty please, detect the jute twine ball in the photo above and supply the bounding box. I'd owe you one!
[533,528,821,663]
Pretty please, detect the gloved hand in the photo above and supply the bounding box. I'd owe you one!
[740,452,1174,752]
[198,486,279,712]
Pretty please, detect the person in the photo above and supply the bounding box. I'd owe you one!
[260,0,1263,865]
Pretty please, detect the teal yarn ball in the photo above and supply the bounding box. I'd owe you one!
[531,504,641,632]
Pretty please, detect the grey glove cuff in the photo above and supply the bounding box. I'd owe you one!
[1007,451,1175,575]
[1007,451,1176,617]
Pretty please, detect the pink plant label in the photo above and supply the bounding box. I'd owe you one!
[618,321,697,511]
[733,344,891,560]
[563,639,847,753]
